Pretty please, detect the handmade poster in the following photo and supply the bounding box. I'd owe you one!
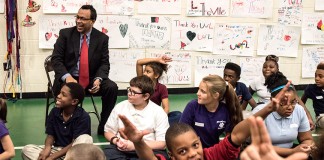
[278,0,303,26]
[194,55,237,86]
[257,24,300,57]
[213,24,256,56]
[43,0,134,15]
[239,57,264,86]
[138,0,181,15]
[301,13,324,44]
[302,47,324,78]
[102,0,134,15]
[129,16,171,49]
[94,15,130,48]
[315,0,324,11]
[147,51,192,84]
[186,0,230,17]
[170,19,214,52]
[39,15,75,49]
[0,0,3,13]
[109,49,145,82]
[231,0,273,18]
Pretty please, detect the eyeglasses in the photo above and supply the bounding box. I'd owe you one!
[127,87,144,96]
[75,15,92,21]
[265,55,279,62]
[280,99,298,107]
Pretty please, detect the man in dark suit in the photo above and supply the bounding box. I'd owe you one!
[51,5,118,135]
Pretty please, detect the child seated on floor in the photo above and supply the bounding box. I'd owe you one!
[136,56,182,125]
[117,81,296,160]
[0,98,15,159]
[103,75,169,159]
[301,62,324,129]
[64,143,105,160]
[22,82,93,160]
[223,62,257,110]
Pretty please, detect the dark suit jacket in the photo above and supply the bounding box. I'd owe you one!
[51,26,109,84]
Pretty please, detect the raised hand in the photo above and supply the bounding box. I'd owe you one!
[240,116,308,160]
[118,114,151,143]
[159,55,172,64]
[267,81,292,112]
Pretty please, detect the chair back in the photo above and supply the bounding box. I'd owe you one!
[44,55,55,99]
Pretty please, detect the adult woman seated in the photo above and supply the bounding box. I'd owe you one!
[252,72,313,157]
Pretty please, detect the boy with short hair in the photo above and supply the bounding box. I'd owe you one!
[223,62,257,110]
[118,82,293,160]
[22,82,93,160]
[301,62,324,129]
[64,144,106,160]
[104,75,169,159]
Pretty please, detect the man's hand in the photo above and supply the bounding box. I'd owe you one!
[89,79,101,94]
[240,116,308,160]
[65,76,77,83]
[118,114,150,143]
[38,148,51,160]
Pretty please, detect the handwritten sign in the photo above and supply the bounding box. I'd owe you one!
[302,47,324,78]
[109,49,145,82]
[239,57,264,86]
[43,0,134,15]
[39,15,75,49]
[94,15,130,48]
[147,52,192,84]
[315,0,324,11]
[170,19,214,52]
[129,16,171,49]
[278,0,303,25]
[301,13,324,44]
[257,24,300,57]
[194,55,237,86]
[0,0,4,13]
[231,0,273,18]
[186,0,229,17]
[138,0,181,14]
[214,24,256,56]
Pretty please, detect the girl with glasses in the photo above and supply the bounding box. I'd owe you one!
[252,72,314,158]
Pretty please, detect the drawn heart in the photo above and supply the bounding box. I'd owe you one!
[102,27,108,34]
[45,32,52,41]
[186,31,196,41]
[119,24,128,38]
[284,35,291,41]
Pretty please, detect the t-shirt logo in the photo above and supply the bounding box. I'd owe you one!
[217,120,226,129]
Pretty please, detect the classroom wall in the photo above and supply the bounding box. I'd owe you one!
[0,0,322,95]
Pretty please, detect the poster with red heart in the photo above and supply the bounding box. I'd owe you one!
[170,19,214,52]
[38,15,75,49]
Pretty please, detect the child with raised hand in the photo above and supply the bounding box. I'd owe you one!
[117,80,297,160]
[0,98,15,159]
[252,72,314,157]
[240,116,308,160]
[136,56,182,125]
[22,83,92,160]
[136,55,172,113]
